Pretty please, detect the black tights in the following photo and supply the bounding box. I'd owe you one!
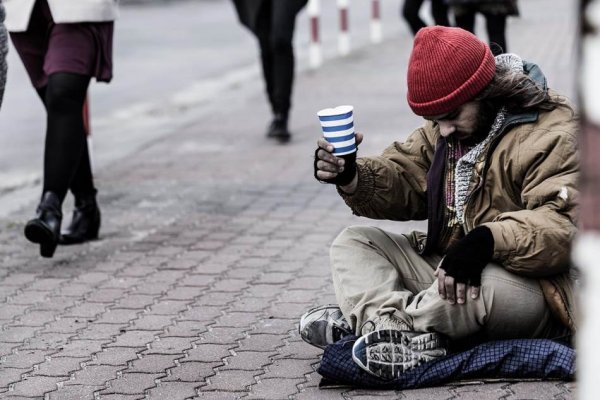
[254,1,299,117]
[402,0,450,36]
[36,72,95,203]
[454,12,508,53]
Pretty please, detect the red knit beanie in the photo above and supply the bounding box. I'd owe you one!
[407,26,496,116]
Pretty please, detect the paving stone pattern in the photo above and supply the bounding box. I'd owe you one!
[0,1,577,398]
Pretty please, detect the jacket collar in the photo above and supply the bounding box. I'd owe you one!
[497,60,545,132]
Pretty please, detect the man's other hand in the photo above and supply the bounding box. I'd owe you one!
[435,266,480,304]
[435,226,494,305]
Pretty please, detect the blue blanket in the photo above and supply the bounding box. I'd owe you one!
[317,335,575,389]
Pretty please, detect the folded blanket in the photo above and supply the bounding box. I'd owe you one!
[317,335,575,389]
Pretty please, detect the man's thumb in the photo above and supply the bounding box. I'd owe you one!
[355,132,364,146]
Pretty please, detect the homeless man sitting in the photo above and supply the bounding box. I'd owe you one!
[301,26,578,380]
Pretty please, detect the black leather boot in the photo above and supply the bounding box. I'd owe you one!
[59,193,101,245]
[266,113,291,143]
[24,192,62,258]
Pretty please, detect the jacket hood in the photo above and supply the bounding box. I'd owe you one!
[500,59,548,129]
[524,61,548,91]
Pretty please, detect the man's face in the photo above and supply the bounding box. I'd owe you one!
[424,101,495,142]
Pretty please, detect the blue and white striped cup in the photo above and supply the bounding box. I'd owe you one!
[317,105,356,156]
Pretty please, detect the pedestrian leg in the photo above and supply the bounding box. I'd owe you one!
[269,1,299,120]
[453,6,476,33]
[430,0,450,27]
[43,72,91,202]
[484,13,507,53]
[401,0,426,36]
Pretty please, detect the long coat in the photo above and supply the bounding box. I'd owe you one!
[232,0,307,33]
[4,0,119,32]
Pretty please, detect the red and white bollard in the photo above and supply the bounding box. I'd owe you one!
[308,0,322,69]
[370,0,382,44]
[337,0,350,56]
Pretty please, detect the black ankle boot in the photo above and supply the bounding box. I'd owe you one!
[24,192,62,258]
[266,113,291,143]
[59,193,101,245]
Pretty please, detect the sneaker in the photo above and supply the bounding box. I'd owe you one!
[361,315,411,335]
[299,304,353,349]
[352,329,447,380]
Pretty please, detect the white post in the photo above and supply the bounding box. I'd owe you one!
[337,0,350,56]
[370,0,382,43]
[577,1,600,397]
[308,0,322,69]
[574,234,600,399]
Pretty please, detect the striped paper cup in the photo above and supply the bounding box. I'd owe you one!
[317,105,356,156]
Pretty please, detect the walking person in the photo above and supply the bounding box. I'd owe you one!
[302,26,577,379]
[0,1,7,109]
[401,0,451,36]
[446,0,519,53]
[4,0,118,257]
[232,0,308,143]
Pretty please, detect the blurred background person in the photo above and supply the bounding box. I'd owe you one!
[445,0,519,53]
[401,0,451,36]
[4,0,118,257]
[0,1,7,109]
[232,0,308,143]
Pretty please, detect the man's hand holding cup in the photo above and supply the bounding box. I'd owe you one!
[314,105,361,192]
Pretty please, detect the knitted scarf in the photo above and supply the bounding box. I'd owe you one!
[454,53,524,225]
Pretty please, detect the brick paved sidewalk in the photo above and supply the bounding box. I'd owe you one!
[0,1,577,398]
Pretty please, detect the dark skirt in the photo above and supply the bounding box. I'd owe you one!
[9,0,114,89]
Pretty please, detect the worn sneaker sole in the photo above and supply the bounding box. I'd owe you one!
[352,329,446,380]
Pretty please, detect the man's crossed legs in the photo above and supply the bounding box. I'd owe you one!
[300,226,565,379]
